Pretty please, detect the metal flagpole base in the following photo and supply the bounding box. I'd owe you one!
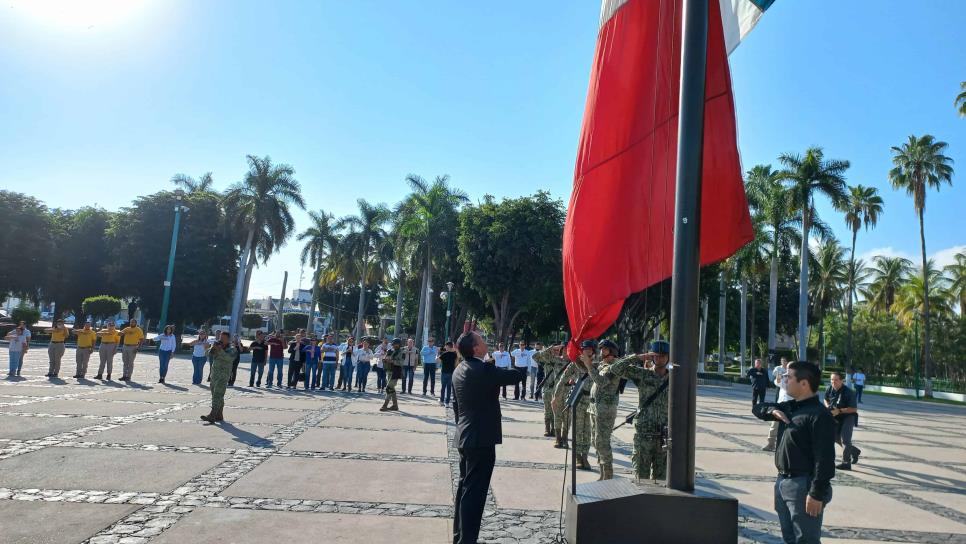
[565,479,737,543]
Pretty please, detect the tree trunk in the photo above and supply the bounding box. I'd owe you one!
[414,271,427,345]
[393,269,404,337]
[422,250,433,347]
[718,270,726,373]
[846,228,857,371]
[798,203,810,361]
[768,244,778,363]
[229,229,256,337]
[698,297,708,372]
[750,291,757,363]
[818,317,825,369]
[354,248,369,339]
[307,264,321,332]
[739,278,747,375]
[919,210,933,398]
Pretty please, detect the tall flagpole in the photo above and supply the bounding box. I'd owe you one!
[667,0,709,492]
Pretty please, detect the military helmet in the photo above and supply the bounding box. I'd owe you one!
[649,340,670,355]
[391,338,402,346]
[579,339,597,350]
[597,339,619,355]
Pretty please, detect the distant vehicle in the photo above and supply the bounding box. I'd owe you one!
[63,314,75,324]
[40,311,53,320]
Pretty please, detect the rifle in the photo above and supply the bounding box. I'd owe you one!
[535,366,558,391]
[613,375,669,431]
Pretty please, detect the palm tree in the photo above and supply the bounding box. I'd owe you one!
[397,174,469,346]
[338,199,391,338]
[809,238,847,367]
[944,251,966,317]
[841,184,884,369]
[867,256,914,313]
[222,155,305,335]
[777,147,850,361]
[956,81,966,117]
[889,134,955,397]
[744,165,799,365]
[893,260,953,326]
[733,211,770,372]
[298,210,339,331]
[171,172,215,194]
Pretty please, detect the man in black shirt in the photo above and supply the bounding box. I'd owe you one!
[753,361,835,544]
[825,371,861,470]
[746,358,769,407]
[248,331,268,387]
[439,341,458,406]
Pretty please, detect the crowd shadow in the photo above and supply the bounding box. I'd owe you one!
[208,421,272,447]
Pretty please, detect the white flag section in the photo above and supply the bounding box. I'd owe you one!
[599,0,773,55]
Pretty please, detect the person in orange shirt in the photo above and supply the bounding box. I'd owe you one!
[95,322,121,380]
[71,322,98,379]
[44,319,70,378]
[118,319,145,382]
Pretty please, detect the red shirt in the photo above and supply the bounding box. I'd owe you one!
[266,337,286,359]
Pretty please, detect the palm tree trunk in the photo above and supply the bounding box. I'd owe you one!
[307,264,321,332]
[354,250,369,339]
[422,251,433,347]
[393,270,404,337]
[229,229,256,337]
[698,297,709,372]
[919,210,933,398]
[798,206,810,361]
[819,316,825,369]
[846,229,857,370]
[718,270,726,373]
[739,279,747,375]
[414,271,427,345]
[768,241,779,363]
[750,291,757,363]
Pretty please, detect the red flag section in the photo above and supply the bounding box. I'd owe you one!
[563,0,753,360]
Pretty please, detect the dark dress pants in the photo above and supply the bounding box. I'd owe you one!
[454,445,496,544]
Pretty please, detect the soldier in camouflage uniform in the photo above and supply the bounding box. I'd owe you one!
[380,338,404,412]
[582,339,623,480]
[608,340,670,481]
[552,340,595,470]
[201,332,238,423]
[533,343,568,438]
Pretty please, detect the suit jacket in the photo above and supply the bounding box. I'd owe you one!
[452,356,526,449]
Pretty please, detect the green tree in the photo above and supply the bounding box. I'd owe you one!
[82,295,122,321]
[956,81,966,117]
[298,210,339,331]
[778,147,850,361]
[867,256,913,313]
[12,304,41,327]
[0,191,54,301]
[892,260,953,327]
[945,251,966,317]
[283,312,305,332]
[45,207,114,318]
[889,134,955,396]
[458,192,564,343]
[338,199,391,338]
[171,172,215,194]
[809,238,847,366]
[223,155,305,336]
[107,191,238,328]
[242,313,263,329]
[841,184,883,367]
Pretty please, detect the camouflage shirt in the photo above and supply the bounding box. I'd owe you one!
[588,356,622,416]
[553,361,592,408]
[608,356,669,432]
[533,348,569,392]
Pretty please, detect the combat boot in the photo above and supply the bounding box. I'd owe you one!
[577,453,591,470]
[544,421,554,437]
[379,397,391,412]
[388,391,399,411]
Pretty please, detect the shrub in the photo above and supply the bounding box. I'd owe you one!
[82,295,122,320]
[11,304,40,327]
[241,313,263,329]
[283,312,307,332]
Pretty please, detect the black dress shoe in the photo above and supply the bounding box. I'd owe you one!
[836,462,852,470]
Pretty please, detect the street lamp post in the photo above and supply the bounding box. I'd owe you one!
[158,192,188,333]
[441,281,454,342]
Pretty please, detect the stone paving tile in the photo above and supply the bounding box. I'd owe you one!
[0,447,229,492]
[223,456,453,505]
[900,489,966,516]
[846,459,966,489]
[489,466,600,511]
[0,414,100,440]
[869,443,966,464]
[0,499,138,544]
[91,390,208,403]
[224,396,335,411]
[1,398,171,417]
[320,412,447,433]
[80,420,275,449]
[151,507,451,544]
[283,427,448,457]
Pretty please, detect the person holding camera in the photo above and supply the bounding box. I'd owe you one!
[747,358,769,407]
[753,361,835,544]
[5,322,30,377]
[825,371,861,470]
[201,331,237,423]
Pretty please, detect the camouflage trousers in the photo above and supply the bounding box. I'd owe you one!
[542,388,555,431]
[633,427,666,481]
[590,406,618,466]
[554,399,591,455]
[209,360,231,413]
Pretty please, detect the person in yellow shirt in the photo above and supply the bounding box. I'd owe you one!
[71,321,97,379]
[95,322,121,380]
[44,319,69,378]
[119,319,144,382]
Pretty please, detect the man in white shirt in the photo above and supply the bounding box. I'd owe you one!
[763,357,790,451]
[373,338,389,393]
[492,343,512,399]
[852,367,866,403]
[528,342,543,399]
[510,342,534,401]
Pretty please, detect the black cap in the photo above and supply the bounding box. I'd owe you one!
[580,339,597,350]
[597,339,619,354]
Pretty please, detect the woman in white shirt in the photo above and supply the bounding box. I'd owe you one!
[373,339,388,393]
[188,332,210,385]
[354,339,374,392]
[5,323,30,377]
[157,325,177,384]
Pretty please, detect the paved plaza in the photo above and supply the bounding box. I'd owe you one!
[1,348,965,543]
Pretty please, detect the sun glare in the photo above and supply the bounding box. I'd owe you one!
[8,0,150,31]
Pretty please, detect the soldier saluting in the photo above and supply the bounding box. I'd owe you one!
[533,342,569,438]
[552,340,595,470]
[608,340,670,481]
[579,339,623,480]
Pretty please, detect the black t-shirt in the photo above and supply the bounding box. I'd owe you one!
[250,340,268,363]
[440,351,458,374]
[746,367,769,390]
[824,385,857,422]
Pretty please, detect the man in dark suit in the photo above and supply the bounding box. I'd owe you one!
[452,331,527,544]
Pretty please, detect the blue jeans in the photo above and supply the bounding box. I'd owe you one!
[440,372,453,404]
[191,356,206,384]
[8,350,23,375]
[355,362,370,390]
[403,366,415,393]
[342,361,354,389]
[249,360,265,386]
[267,357,284,386]
[322,362,337,389]
[158,350,173,379]
[423,363,437,394]
[304,359,318,390]
[774,475,828,544]
[375,366,386,390]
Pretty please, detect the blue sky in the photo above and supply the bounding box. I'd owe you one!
[1,1,963,299]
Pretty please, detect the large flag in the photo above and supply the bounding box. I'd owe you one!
[563,0,772,359]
